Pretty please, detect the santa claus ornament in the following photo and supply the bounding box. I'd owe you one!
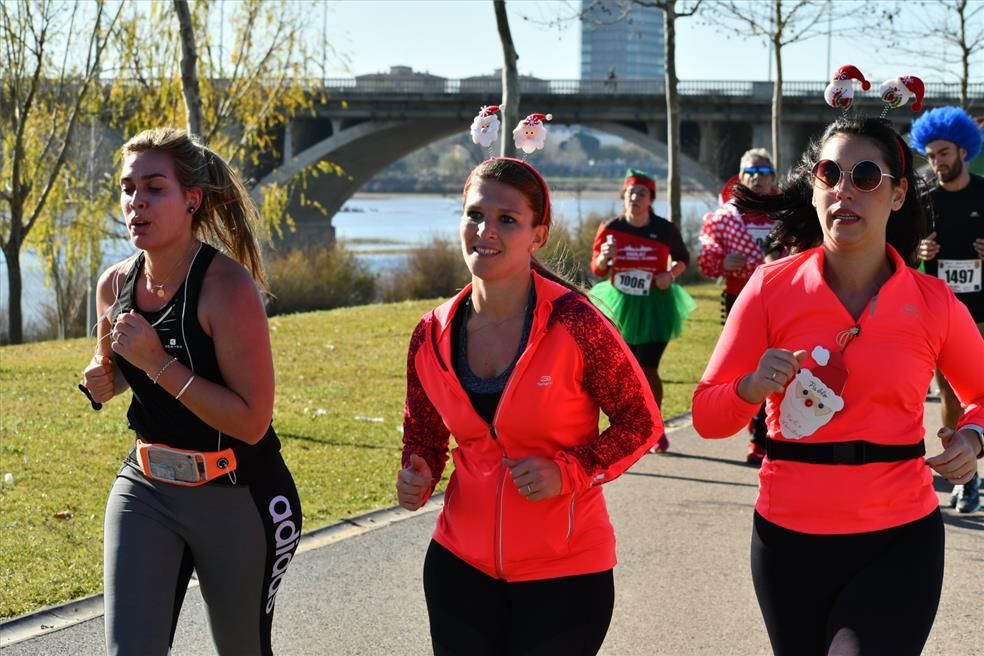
[824,65,871,111]
[779,345,849,439]
[470,105,502,157]
[513,113,552,156]
[879,75,925,117]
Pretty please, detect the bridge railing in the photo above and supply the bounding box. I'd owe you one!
[318,78,983,100]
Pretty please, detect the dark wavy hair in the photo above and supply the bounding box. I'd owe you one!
[732,117,928,264]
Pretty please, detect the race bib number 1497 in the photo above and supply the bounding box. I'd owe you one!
[937,259,982,294]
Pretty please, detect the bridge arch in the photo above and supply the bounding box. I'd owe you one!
[255,77,980,245]
[260,118,724,245]
[583,121,722,194]
[258,118,463,243]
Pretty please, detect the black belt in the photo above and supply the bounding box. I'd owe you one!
[766,439,925,465]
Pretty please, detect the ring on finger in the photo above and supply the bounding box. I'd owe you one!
[769,371,777,381]
[526,483,534,495]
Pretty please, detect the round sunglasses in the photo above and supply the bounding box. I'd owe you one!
[811,159,895,192]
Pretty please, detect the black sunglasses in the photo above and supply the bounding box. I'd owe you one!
[742,166,775,176]
[812,159,895,193]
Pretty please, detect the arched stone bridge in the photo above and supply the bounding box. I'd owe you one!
[254,79,982,243]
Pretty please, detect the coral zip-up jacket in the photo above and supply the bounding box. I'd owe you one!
[693,246,984,535]
[402,272,663,581]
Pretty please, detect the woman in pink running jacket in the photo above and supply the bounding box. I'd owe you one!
[693,117,984,656]
[395,157,663,656]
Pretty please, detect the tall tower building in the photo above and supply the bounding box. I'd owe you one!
[580,0,664,80]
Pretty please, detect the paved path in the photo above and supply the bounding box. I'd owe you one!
[2,404,982,655]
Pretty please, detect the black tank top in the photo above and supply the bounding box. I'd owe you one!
[112,244,279,473]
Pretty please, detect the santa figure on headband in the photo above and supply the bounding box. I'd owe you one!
[513,113,553,154]
[879,75,925,112]
[824,65,871,109]
[470,105,501,148]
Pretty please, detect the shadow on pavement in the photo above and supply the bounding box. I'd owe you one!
[933,475,955,494]
[656,450,759,470]
[939,510,984,531]
[625,470,758,488]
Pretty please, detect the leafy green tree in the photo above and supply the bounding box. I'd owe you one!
[107,0,331,237]
[1,0,121,344]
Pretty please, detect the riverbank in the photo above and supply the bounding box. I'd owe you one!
[347,189,718,202]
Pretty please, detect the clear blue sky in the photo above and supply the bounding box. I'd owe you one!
[315,0,979,83]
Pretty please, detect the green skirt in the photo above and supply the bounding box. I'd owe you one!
[588,280,696,345]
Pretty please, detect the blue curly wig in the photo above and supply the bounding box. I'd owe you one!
[910,106,982,162]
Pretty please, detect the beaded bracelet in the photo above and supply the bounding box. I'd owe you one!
[175,374,196,400]
[149,356,178,385]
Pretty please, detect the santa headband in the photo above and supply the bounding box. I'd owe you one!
[823,65,927,171]
[823,64,925,115]
[469,106,553,159]
[467,107,554,226]
[910,106,983,162]
[622,168,656,196]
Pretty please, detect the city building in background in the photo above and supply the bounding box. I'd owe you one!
[580,0,664,80]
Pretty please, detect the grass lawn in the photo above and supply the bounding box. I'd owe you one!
[0,282,722,618]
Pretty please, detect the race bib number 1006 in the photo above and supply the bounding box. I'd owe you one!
[937,259,982,293]
[614,269,653,296]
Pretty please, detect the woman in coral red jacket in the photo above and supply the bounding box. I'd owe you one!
[396,157,663,656]
[693,117,984,655]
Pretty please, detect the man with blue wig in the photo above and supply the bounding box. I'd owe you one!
[912,105,984,513]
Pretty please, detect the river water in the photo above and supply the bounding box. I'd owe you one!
[2,193,717,323]
[333,193,716,270]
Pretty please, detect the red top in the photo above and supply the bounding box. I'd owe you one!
[697,204,777,296]
[402,272,663,581]
[590,214,690,279]
[693,246,984,534]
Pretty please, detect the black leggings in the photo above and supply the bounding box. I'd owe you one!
[628,340,668,368]
[751,509,944,656]
[423,541,615,656]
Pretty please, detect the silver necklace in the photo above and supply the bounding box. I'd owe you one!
[144,242,197,299]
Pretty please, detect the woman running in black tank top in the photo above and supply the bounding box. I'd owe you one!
[82,127,300,656]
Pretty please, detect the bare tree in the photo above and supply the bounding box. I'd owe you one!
[494,0,520,158]
[0,0,121,344]
[111,1,313,165]
[703,0,832,172]
[578,0,701,228]
[879,0,983,109]
[640,0,702,228]
[173,0,203,136]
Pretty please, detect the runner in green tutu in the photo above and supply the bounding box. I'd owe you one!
[589,169,694,451]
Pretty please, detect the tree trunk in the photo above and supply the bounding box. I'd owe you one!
[174,0,204,136]
[771,2,783,173]
[494,0,520,159]
[664,2,682,229]
[958,0,969,109]
[3,243,23,344]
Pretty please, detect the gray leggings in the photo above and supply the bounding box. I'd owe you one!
[103,455,301,656]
